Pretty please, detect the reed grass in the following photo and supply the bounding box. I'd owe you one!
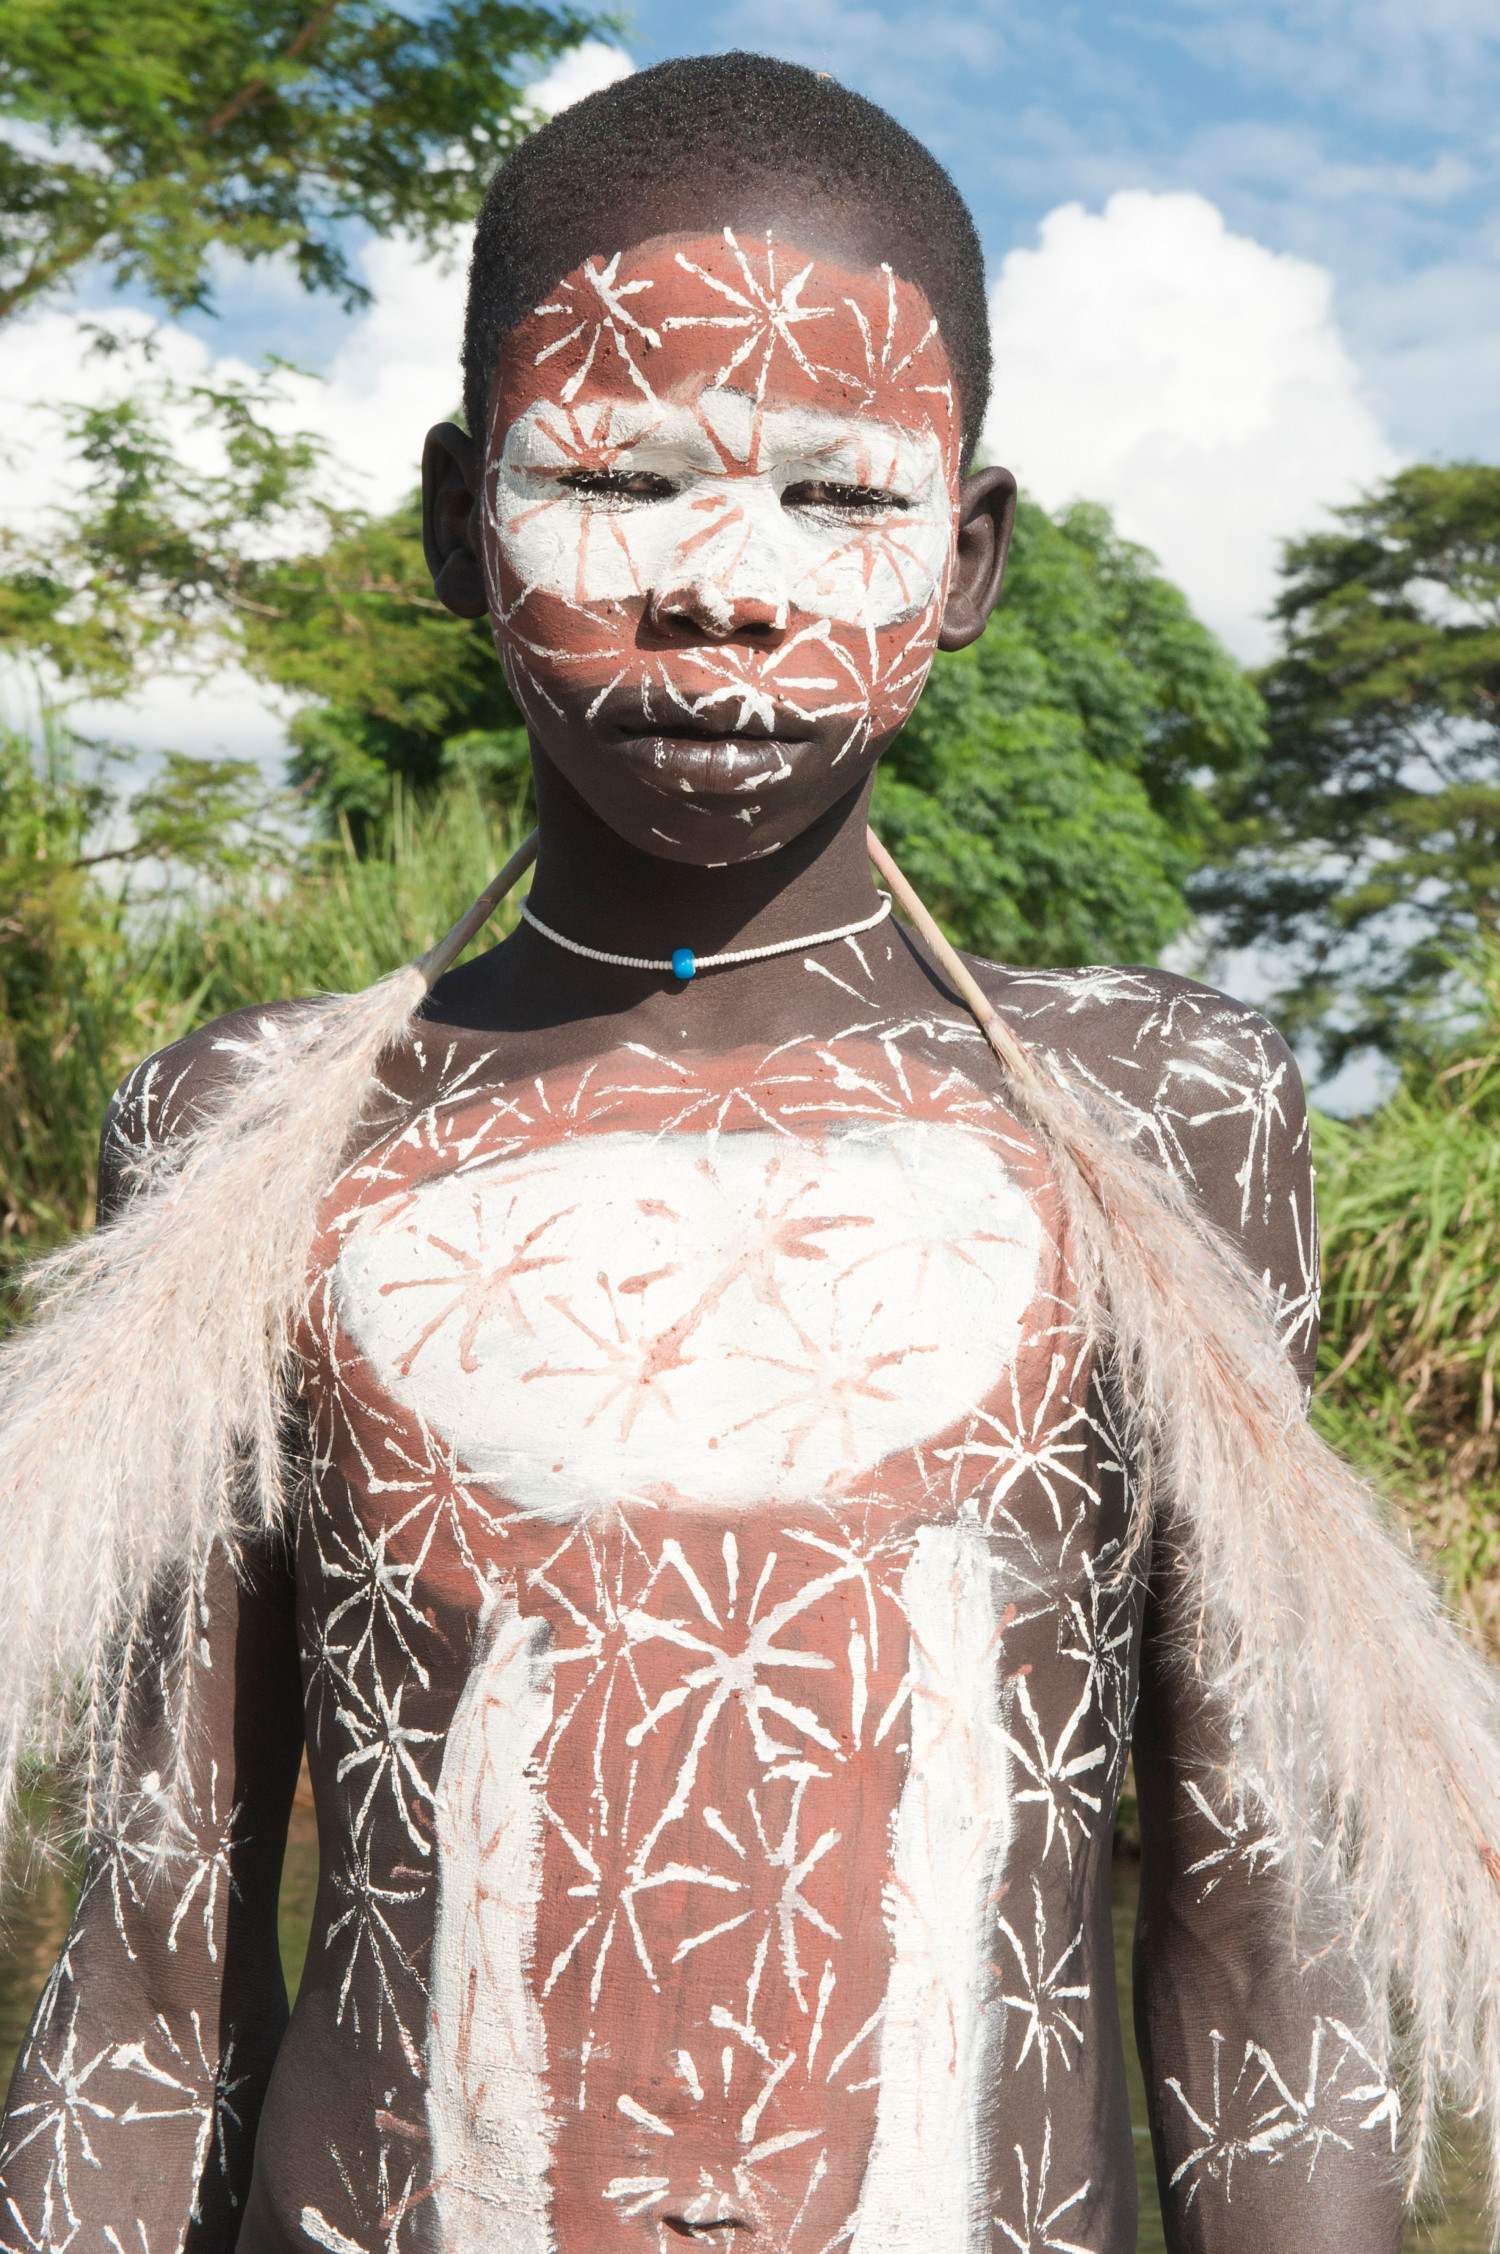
[0,740,524,1310]
[1312,953,1500,1650]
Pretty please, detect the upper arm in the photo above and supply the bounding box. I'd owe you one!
[985,962,1320,1384]
[1,1015,309,2243]
[1144,990,1319,1389]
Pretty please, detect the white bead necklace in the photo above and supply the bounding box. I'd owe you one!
[518,893,892,981]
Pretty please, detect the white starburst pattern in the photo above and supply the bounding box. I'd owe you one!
[0,1998,115,2245]
[1057,1545,1139,1772]
[1181,1775,1285,1902]
[325,1832,428,2072]
[662,230,838,403]
[1005,1677,1108,1869]
[994,2117,1093,2252]
[1163,2017,1400,2207]
[531,254,665,405]
[131,1760,243,1965]
[996,1881,1090,2089]
[298,2127,423,2254]
[1271,1174,1321,1371]
[938,1347,1109,1545]
[334,1671,442,1855]
[110,2010,251,2222]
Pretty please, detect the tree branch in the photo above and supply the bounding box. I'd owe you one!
[200,0,345,139]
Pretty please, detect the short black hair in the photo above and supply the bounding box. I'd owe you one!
[462,52,991,464]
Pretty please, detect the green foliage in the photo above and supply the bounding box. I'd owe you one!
[872,499,1265,964]
[237,495,531,829]
[0,0,607,326]
[157,779,527,1015]
[0,353,336,688]
[1312,941,1500,1649]
[0,720,523,1304]
[1196,462,1500,1063]
[0,719,289,1260]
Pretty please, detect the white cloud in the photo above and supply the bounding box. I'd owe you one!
[0,232,477,768]
[525,40,635,118]
[986,189,1398,659]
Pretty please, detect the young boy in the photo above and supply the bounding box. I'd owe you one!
[0,54,1402,2254]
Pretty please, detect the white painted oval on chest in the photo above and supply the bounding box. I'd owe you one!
[333,1120,1042,1517]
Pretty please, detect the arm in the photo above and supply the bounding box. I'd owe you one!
[1129,1004,1404,2247]
[0,1539,303,2254]
[0,1038,305,2254]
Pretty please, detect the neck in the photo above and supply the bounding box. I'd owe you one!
[521,749,884,961]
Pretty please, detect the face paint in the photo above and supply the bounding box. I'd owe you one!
[483,230,963,861]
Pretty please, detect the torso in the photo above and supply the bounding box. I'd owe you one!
[68,941,1311,2254]
[254,1009,1149,2254]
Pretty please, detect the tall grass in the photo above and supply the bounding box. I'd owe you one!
[1312,952,1500,1649]
[157,785,528,1019]
[0,732,524,1306]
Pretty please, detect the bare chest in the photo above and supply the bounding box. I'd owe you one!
[296,1032,1141,2252]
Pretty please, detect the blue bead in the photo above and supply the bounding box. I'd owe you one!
[671,947,696,982]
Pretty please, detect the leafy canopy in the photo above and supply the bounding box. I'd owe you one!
[873,499,1265,965]
[1,351,334,690]
[0,0,606,325]
[1195,462,1500,1061]
[236,491,530,833]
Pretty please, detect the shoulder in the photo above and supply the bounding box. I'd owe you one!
[972,960,1302,1144]
[99,1000,317,1218]
[968,960,1314,1320]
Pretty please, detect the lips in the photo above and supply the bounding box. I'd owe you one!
[609,721,809,801]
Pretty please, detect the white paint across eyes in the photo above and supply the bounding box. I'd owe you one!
[490,388,952,630]
[334,1123,1040,1517]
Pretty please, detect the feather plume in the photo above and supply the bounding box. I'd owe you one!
[1023,1059,1500,2206]
[0,829,537,1855]
[866,826,1500,2214]
[0,967,427,1845]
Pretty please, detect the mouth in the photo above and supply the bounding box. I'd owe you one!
[610,722,812,803]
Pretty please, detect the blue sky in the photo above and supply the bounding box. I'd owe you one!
[163,0,1497,469]
[612,0,1499,463]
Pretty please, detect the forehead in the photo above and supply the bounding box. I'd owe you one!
[491,227,958,451]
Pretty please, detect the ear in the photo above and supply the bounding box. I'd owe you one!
[939,465,1018,652]
[421,421,488,620]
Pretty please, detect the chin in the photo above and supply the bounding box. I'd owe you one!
[538,717,880,865]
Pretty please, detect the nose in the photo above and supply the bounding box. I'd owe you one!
[647,583,787,639]
[646,483,792,641]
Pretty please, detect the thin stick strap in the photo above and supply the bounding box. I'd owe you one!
[412,828,539,991]
[410,825,1036,1093]
[865,826,1036,1085]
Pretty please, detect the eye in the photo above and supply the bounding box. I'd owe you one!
[557,468,677,504]
[781,480,911,514]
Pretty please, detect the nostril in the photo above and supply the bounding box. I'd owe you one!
[646,586,788,640]
[661,2221,754,2238]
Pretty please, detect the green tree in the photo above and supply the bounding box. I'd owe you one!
[1194,462,1500,1063]
[1,353,334,688]
[872,499,1265,965]
[236,494,530,831]
[0,0,606,326]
